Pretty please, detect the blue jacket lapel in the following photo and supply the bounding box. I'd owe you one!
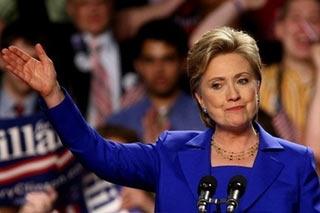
[178,128,213,200]
[241,125,284,210]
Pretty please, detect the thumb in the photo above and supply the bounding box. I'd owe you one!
[35,43,50,63]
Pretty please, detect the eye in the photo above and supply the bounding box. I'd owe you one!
[211,82,222,90]
[238,78,249,85]
[163,55,178,63]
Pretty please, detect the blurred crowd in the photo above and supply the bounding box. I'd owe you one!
[0,0,319,212]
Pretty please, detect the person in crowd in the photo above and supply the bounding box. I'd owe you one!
[0,22,56,213]
[52,0,127,127]
[2,26,320,212]
[108,19,205,142]
[0,24,40,119]
[188,0,288,65]
[0,21,85,213]
[259,0,320,169]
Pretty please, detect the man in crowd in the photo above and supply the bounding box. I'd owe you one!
[108,19,205,142]
[0,21,86,212]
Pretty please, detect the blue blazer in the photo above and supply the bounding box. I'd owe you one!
[44,92,320,212]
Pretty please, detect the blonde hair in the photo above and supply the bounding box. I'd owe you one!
[187,27,262,127]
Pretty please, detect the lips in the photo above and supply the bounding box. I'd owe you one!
[226,106,244,111]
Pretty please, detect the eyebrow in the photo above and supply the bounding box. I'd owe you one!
[208,72,252,82]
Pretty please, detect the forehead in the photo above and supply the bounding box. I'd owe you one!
[204,53,252,77]
[140,39,178,56]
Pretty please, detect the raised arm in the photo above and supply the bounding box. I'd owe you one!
[189,0,267,46]
[115,0,184,41]
[2,44,159,190]
[1,44,64,107]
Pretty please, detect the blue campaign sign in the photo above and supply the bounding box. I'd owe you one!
[0,112,86,210]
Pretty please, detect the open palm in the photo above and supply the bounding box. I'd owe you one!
[2,44,57,97]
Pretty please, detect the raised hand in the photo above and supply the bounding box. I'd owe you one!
[1,44,64,107]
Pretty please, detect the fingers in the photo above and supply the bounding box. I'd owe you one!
[2,47,28,73]
[9,46,32,62]
[35,43,51,63]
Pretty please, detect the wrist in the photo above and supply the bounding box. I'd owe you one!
[43,82,65,108]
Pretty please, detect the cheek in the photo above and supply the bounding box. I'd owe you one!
[202,91,224,109]
[245,85,258,100]
[245,89,259,112]
[164,66,180,79]
[140,71,154,82]
[164,63,177,71]
[248,90,257,101]
[139,65,154,77]
[280,23,298,40]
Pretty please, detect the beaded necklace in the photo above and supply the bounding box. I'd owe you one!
[211,136,259,161]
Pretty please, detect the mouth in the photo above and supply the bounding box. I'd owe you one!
[295,35,313,45]
[226,105,244,111]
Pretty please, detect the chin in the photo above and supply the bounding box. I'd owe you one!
[226,120,251,130]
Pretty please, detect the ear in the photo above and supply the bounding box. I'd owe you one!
[194,91,204,109]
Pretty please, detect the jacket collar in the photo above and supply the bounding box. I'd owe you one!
[178,124,285,210]
[240,124,284,210]
[178,128,213,201]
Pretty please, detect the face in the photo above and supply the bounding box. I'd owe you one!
[276,0,320,60]
[3,39,36,96]
[195,53,259,130]
[135,39,183,97]
[67,0,112,35]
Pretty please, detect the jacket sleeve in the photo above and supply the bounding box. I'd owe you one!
[299,147,320,212]
[41,90,160,192]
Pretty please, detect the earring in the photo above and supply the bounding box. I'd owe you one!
[256,94,260,105]
[202,107,208,114]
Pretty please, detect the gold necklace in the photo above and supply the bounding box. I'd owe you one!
[211,138,259,161]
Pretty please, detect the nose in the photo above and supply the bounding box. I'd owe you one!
[226,82,240,101]
[151,59,165,73]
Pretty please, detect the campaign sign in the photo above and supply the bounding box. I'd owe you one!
[0,112,86,210]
